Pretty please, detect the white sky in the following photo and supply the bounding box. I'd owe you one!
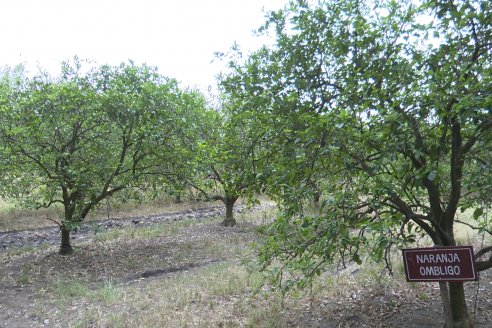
[1,0,288,91]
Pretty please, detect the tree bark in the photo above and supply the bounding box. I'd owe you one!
[440,282,453,328]
[448,282,472,328]
[221,197,237,227]
[434,230,472,327]
[59,225,74,255]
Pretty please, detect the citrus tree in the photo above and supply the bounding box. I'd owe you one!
[182,99,268,226]
[221,0,492,326]
[0,60,183,254]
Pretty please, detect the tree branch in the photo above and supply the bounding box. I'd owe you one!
[474,247,492,272]
[455,219,492,236]
[45,216,62,227]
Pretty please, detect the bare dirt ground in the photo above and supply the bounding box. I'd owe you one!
[0,206,491,328]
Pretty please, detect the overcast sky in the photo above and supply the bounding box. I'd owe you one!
[1,0,288,90]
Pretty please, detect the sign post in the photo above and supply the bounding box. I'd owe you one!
[402,246,477,282]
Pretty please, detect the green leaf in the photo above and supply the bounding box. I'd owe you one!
[473,208,484,220]
[353,253,362,265]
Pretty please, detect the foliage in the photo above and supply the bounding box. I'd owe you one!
[181,97,270,226]
[220,0,491,326]
[0,59,185,253]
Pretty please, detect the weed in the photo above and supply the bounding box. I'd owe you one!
[0,198,64,231]
[11,197,475,327]
[93,280,120,304]
[245,298,284,328]
[105,313,129,328]
[418,292,430,301]
[94,228,122,242]
[92,218,208,244]
[18,264,32,285]
[53,280,91,299]
[0,195,220,231]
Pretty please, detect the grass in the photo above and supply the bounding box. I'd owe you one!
[2,198,489,327]
[53,279,92,299]
[92,217,212,243]
[4,204,290,327]
[4,241,53,258]
[18,264,33,285]
[65,262,286,328]
[0,198,65,231]
[89,195,224,223]
[0,195,224,232]
[53,278,121,303]
[37,245,426,327]
[0,193,276,230]
[455,208,492,246]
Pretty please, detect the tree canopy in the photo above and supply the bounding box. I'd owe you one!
[220,0,492,326]
[179,97,269,226]
[0,60,189,254]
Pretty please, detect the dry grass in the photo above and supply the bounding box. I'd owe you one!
[58,263,277,328]
[0,198,65,231]
[1,204,293,327]
[0,195,263,232]
[0,196,220,232]
[1,200,490,328]
[90,196,225,221]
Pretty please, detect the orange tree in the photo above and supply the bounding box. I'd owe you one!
[0,60,186,254]
[220,1,492,326]
[180,98,269,227]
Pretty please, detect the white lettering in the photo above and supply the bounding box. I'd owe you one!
[416,252,461,264]
[423,266,434,275]
[419,265,461,276]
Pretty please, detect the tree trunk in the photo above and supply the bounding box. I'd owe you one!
[448,282,472,328]
[221,197,237,227]
[440,282,453,328]
[59,225,74,255]
[434,234,472,327]
[175,193,182,203]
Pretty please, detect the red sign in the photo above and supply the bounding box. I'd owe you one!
[402,246,477,282]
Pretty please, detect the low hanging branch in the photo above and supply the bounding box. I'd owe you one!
[474,246,492,272]
[455,219,492,236]
[45,216,62,227]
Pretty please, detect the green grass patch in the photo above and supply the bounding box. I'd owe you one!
[93,280,121,303]
[53,280,92,299]
[17,264,33,285]
[52,278,121,304]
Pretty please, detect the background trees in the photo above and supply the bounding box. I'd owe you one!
[220,0,492,326]
[0,60,185,254]
[182,99,268,227]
